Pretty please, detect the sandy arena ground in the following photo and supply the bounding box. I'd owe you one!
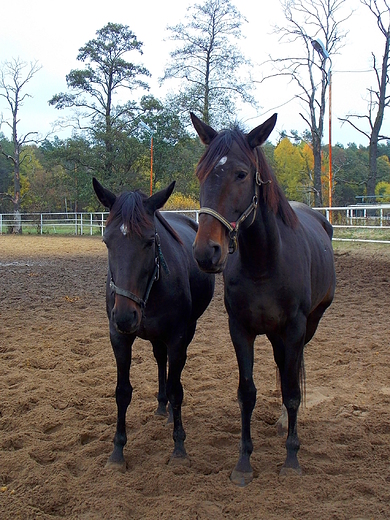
[0,235,389,519]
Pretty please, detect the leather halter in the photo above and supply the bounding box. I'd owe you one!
[198,171,271,254]
[109,231,165,310]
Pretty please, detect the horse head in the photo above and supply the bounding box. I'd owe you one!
[93,178,175,334]
[190,112,277,273]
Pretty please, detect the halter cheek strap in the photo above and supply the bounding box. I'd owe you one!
[109,258,159,309]
[109,231,166,310]
[199,195,258,254]
[198,171,271,254]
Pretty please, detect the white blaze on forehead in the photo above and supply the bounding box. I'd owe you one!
[217,156,227,167]
[120,223,128,236]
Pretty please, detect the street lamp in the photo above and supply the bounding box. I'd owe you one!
[140,122,154,196]
[311,38,333,221]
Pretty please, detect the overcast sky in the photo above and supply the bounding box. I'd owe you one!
[0,0,388,146]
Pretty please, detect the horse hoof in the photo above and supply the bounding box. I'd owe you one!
[155,406,168,418]
[279,465,302,478]
[105,459,126,473]
[230,468,253,487]
[169,452,190,467]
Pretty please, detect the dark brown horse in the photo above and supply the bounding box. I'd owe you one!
[190,113,336,486]
[93,178,214,471]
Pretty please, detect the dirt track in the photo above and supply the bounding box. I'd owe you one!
[0,235,389,519]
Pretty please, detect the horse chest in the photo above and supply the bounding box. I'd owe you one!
[225,278,288,333]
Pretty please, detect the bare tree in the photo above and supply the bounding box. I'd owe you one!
[262,0,350,206]
[0,58,41,232]
[161,0,255,127]
[339,0,390,199]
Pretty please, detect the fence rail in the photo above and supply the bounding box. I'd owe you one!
[1,205,390,244]
[0,210,199,237]
[313,204,390,244]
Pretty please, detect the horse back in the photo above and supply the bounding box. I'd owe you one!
[290,202,336,308]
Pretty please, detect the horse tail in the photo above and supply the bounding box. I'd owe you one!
[300,354,306,409]
[322,218,333,240]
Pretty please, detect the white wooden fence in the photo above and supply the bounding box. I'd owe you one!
[313,204,390,244]
[1,205,390,244]
[0,210,199,237]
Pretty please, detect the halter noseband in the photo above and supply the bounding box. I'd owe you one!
[109,231,166,310]
[198,171,271,254]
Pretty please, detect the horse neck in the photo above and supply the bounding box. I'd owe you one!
[238,201,281,273]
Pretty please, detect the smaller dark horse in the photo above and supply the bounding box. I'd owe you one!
[191,113,336,486]
[93,178,214,471]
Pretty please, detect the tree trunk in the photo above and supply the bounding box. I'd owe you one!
[367,134,378,200]
[203,51,211,125]
[12,112,22,234]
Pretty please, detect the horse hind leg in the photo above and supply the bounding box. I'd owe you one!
[305,289,334,344]
[270,328,305,477]
[152,340,171,421]
[166,323,196,465]
[274,367,288,436]
[275,361,305,437]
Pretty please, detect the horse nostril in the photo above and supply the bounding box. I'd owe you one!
[112,306,139,334]
[193,239,222,271]
[210,241,222,266]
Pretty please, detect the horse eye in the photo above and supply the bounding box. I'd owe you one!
[144,237,155,249]
[236,171,247,180]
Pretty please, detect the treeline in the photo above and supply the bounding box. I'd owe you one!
[1,118,389,214]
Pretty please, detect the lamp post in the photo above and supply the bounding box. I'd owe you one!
[140,122,154,196]
[311,38,332,222]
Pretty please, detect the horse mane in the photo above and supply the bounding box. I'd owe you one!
[196,128,298,229]
[106,190,149,236]
[106,189,182,243]
[155,211,183,245]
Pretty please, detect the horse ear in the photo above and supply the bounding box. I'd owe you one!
[246,113,277,149]
[145,181,176,214]
[190,112,218,145]
[92,177,116,209]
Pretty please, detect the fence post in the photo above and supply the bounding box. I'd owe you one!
[40,213,43,235]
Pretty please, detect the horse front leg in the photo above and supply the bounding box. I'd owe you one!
[229,321,257,487]
[106,328,134,473]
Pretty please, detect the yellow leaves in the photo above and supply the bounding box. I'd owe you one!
[274,138,314,202]
[375,181,390,202]
[0,486,15,494]
[64,296,80,303]
[163,192,199,210]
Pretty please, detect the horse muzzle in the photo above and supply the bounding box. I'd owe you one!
[192,238,228,273]
[111,299,141,335]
